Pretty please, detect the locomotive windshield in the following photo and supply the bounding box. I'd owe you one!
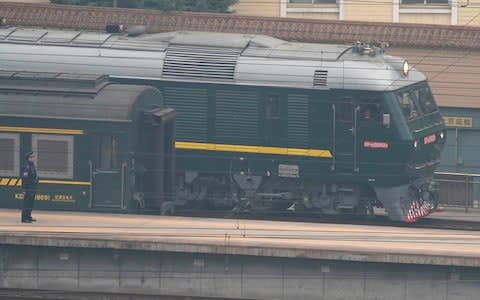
[395,84,438,120]
[415,85,437,114]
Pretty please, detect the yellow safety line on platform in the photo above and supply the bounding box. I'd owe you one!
[175,141,332,158]
[0,126,83,135]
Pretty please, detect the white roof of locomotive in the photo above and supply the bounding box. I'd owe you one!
[0,28,426,91]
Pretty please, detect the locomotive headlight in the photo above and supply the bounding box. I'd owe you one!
[440,131,445,139]
[385,57,410,77]
[403,60,409,76]
[413,140,418,148]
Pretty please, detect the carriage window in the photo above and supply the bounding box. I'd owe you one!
[32,134,74,179]
[0,133,20,177]
[93,135,119,170]
[265,94,282,119]
[396,91,419,120]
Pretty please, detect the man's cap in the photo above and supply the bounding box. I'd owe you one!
[25,151,34,159]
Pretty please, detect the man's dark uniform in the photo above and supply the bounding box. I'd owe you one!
[21,151,38,223]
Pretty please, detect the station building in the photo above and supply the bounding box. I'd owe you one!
[233,0,480,26]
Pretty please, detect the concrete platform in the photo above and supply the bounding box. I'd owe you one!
[0,209,479,267]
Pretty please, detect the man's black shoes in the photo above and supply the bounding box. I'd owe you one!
[21,217,37,223]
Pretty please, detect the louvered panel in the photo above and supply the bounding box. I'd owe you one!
[215,89,259,144]
[288,94,309,147]
[163,86,208,141]
[314,70,328,86]
[163,45,240,80]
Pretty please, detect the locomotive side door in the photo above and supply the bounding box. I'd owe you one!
[333,97,358,173]
[356,97,390,175]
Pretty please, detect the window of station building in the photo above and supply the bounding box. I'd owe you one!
[401,0,448,4]
[32,134,74,179]
[93,135,119,170]
[290,0,337,4]
[0,133,20,177]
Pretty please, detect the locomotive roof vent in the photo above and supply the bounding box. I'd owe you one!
[314,70,328,86]
[162,45,240,81]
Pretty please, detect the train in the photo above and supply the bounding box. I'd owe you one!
[0,27,446,222]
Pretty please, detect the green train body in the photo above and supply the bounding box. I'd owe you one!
[0,29,446,222]
[0,73,175,213]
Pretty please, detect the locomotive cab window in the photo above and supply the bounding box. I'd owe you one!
[415,85,437,114]
[396,91,420,120]
[359,101,381,122]
[32,134,74,179]
[0,133,20,177]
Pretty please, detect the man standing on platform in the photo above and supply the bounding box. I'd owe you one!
[21,151,38,223]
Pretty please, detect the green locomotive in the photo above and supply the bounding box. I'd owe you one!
[0,28,446,222]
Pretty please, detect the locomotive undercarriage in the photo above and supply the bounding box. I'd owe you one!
[298,182,376,217]
[174,171,438,222]
[175,171,378,217]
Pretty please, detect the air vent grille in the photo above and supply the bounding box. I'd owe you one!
[314,70,328,86]
[163,45,240,80]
